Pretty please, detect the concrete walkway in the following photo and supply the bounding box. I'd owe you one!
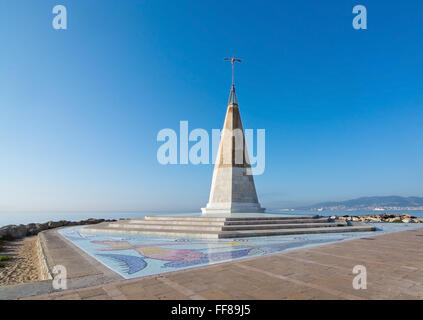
[0,229,122,300]
[23,226,423,300]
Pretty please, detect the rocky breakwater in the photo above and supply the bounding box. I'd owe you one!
[0,218,116,241]
[332,213,423,223]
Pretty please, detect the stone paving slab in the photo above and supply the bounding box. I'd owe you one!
[0,228,123,299]
[39,229,122,282]
[22,226,423,300]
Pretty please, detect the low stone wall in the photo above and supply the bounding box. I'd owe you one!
[0,218,116,241]
[331,213,422,223]
[36,233,53,281]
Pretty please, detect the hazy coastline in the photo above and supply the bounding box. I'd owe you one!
[1,210,423,229]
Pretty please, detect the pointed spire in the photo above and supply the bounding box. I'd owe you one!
[228,84,238,105]
[201,58,265,214]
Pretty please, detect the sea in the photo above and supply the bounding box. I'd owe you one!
[1,210,423,228]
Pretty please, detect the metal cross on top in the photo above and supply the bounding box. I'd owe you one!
[224,56,242,86]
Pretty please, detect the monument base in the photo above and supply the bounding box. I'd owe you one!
[201,202,265,214]
[82,215,376,239]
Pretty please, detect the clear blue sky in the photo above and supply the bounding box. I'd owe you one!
[1,0,422,213]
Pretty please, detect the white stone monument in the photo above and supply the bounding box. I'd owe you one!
[202,57,265,214]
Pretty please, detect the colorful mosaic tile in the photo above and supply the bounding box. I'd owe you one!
[59,223,423,279]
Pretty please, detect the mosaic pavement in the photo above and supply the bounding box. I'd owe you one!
[59,223,423,279]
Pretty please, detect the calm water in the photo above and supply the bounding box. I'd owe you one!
[271,210,423,218]
[0,211,195,228]
[1,210,422,228]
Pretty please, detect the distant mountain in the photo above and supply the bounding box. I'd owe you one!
[295,196,423,211]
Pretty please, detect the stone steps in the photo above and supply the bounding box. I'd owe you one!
[224,218,329,225]
[107,221,345,232]
[224,221,346,230]
[127,217,330,226]
[219,225,376,238]
[83,223,375,239]
[143,215,319,222]
[82,215,376,239]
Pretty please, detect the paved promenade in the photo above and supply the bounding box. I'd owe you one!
[24,226,423,300]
